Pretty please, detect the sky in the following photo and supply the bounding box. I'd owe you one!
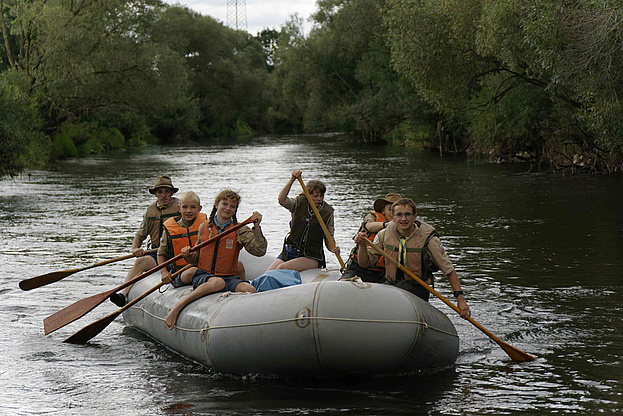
[165,0,320,35]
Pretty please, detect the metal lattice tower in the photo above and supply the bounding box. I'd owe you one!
[226,0,247,32]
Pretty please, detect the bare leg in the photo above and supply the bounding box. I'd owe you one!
[178,267,198,285]
[121,256,157,296]
[165,276,225,330]
[111,255,158,306]
[275,257,319,272]
[266,258,284,271]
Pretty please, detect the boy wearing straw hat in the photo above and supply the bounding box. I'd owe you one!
[110,175,180,306]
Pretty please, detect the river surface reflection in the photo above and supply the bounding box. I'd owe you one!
[1,135,621,415]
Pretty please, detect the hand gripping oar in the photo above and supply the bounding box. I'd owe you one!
[43,217,255,335]
[19,249,157,291]
[63,264,193,344]
[363,237,536,362]
[296,176,345,269]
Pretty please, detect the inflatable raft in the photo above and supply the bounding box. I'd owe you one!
[122,251,459,376]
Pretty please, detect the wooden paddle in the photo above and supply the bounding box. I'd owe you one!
[44,216,255,335]
[19,249,157,291]
[296,176,345,269]
[63,264,193,344]
[363,237,536,362]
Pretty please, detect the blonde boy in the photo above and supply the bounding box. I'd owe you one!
[158,191,207,284]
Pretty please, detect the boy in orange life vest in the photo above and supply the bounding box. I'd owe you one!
[341,192,402,283]
[110,175,180,307]
[157,191,207,284]
[354,198,471,319]
[164,189,267,330]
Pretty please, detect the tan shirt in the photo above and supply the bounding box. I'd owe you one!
[362,211,379,230]
[367,224,455,276]
[134,197,179,247]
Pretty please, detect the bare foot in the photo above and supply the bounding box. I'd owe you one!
[165,307,181,330]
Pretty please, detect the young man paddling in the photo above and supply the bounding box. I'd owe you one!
[267,169,340,272]
[109,176,180,307]
[354,197,471,319]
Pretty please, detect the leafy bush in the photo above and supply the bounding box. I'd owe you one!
[386,121,431,150]
[51,131,78,158]
[52,122,127,158]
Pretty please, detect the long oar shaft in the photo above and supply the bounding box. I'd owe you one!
[296,176,345,269]
[19,249,158,291]
[363,237,536,362]
[44,217,254,335]
[63,265,192,344]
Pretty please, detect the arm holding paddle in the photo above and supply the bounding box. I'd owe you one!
[130,236,149,258]
[43,216,255,335]
[279,170,341,257]
[354,231,470,319]
[444,270,469,318]
[160,246,198,285]
[268,170,342,272]
[276,169,300,210]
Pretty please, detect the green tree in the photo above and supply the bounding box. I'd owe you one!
[255,28,280,70]
[270,1,440,144]
[0,0,191,157]
[383,0,623,171]
[151,5,273,137]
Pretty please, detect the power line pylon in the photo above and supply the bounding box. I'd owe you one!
[226,0,247,32]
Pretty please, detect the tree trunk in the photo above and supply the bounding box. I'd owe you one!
[0,1,16,68]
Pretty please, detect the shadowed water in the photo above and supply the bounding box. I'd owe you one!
[1,135,621,415]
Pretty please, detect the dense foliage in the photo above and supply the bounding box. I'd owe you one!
[272,0,441,145]
[383,0,623,172]
[1,0,622,175]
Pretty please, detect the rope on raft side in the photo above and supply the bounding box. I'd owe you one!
[129,291,459,338]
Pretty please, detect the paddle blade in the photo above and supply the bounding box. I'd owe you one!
[466,316,537,362]
[43,290,113,335]
[19,269,79,291]
[63,313,118,344]
[497,340,537,362]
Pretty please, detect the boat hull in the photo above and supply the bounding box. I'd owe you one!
[122,254,459,375]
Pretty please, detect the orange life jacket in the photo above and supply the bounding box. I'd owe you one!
[197,221,241,276]
[163,213,208,270]
[353,210,386,271]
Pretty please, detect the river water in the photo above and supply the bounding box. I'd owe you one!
[1,135,621,415]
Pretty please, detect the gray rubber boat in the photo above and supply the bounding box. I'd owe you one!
[122,251,459,376]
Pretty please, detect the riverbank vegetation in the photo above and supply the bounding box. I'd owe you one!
[2,0,622,175]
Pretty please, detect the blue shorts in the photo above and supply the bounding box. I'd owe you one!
[278,244,302,261]
[278,244,324,268]
[191,269,245,292]
[146,252,158,262]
